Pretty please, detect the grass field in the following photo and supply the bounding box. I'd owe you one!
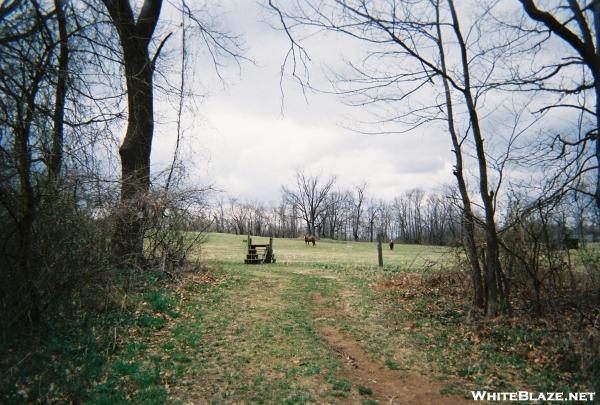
[201,232,450,268]
[0,232,590,404]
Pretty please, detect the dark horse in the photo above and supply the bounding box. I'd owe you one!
[304,235,316,246]
[389,240,395,250]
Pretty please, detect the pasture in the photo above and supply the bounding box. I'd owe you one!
[0,233,589,404]
[201,232,449,268]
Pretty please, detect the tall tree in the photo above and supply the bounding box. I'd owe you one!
[445,0,501,314]
[351,182,366,241]
[282,171,336,236]
[48,0,69,181]
[268,0,534,314]
[433,1,484,308]
[0,0,77,322]
[101,0,167,264]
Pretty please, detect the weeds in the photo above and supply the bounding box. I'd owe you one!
[3,234,592,402]
[376,270,594,394]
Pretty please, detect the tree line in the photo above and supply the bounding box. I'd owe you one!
[209,177,464,245]
[207,171,599,250]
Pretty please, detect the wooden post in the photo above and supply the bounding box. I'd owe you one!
[377,233,383,268]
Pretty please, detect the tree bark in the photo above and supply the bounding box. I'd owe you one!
[102,0,163,265]
[434,1,484,310]
[49,0,68,181]
[448,0,500,316]
[15,57,47,323]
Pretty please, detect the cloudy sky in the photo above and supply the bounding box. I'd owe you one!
[151,1,464,203]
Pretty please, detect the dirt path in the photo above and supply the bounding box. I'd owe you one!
[165,264,475,403]
[312,292,470,405]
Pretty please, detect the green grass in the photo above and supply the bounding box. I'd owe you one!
[201,232,449,269]
[1,232,589,403]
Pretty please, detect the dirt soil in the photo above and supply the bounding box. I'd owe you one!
[312,292,470,405]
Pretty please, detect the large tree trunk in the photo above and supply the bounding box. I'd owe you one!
[102,0,163,265]
[594,3,600,210]
[112,47,154,264]
[48,0,68,182]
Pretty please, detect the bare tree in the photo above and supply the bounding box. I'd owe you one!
[432,1,484,308]
[228,197,248,235]
[48,0,69,182]
[0,0,75,322]
[101,0,245,264]
[0,0,122,323]
[267,0,541,314]
[100,0,167,264]
[517,0,600,209]
[282,171,336,236]
[445,0,501,314]
[364,198,380,243]
[321,190,351,239]
[351,182,367,241]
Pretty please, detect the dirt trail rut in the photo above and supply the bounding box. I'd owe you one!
[312,293,470,405]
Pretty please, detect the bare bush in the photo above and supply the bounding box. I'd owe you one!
[0,178,114,329]
[142,188,210,274]
[579,247,600,293]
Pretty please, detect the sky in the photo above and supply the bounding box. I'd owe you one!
[149,0,473,204]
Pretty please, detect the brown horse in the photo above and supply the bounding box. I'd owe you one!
[304,235,316,246]
[389,240,395,250]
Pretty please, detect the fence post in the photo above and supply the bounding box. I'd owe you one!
[377,233,383,268]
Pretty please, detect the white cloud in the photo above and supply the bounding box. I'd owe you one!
[148,0,460,202]
[185,103,455,201]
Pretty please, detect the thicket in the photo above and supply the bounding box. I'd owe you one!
[0,0,212,329]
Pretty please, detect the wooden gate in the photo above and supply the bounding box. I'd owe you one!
[244,236,276,264]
